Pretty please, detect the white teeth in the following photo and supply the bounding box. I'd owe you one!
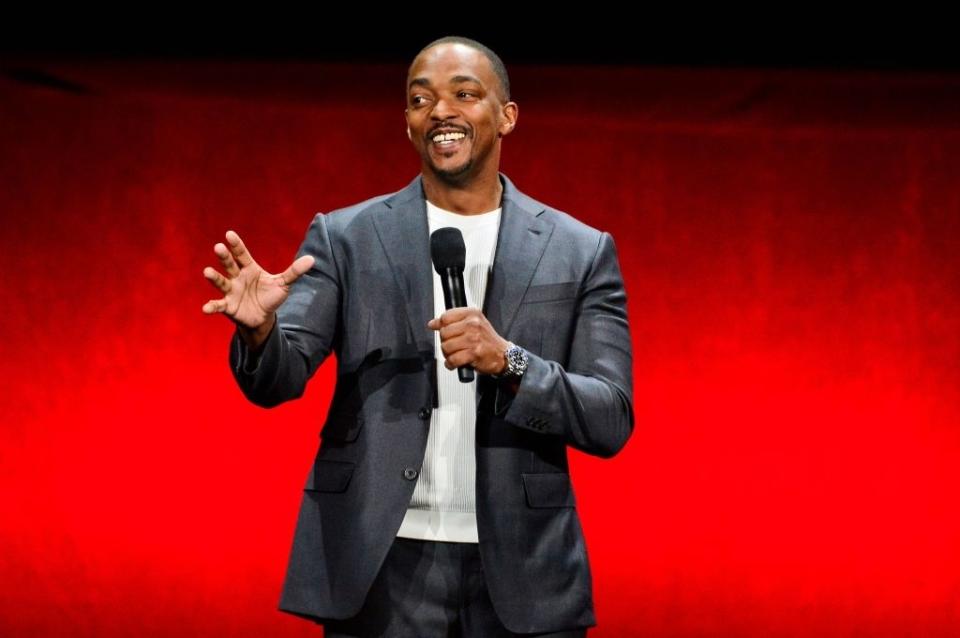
[432,132,466,144]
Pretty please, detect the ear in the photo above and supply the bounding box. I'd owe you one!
[407,126,412,141]
[498,101,519,138]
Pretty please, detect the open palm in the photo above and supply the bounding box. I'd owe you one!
[202,230,314,330]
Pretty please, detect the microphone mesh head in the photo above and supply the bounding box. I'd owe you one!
[430,227,466,273]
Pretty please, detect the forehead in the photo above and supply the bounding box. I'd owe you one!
[407,43,499,92]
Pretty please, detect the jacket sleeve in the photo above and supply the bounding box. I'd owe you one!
[494,231,634,458]
[229,213,341,408]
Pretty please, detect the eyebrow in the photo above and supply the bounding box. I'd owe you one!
[450,75,482,85]
[408,75,484,90]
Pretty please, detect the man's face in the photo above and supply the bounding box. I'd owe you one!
[405,43,517,184]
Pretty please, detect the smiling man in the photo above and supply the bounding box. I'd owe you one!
[203,36,634,637]
[406,40,516,203]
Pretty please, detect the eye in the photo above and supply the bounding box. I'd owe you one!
[457,91,477,100]
[410,95,429,107]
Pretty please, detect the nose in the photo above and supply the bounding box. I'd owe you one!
[431,96,457,120]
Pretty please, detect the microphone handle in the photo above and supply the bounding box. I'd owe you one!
[441,268,475,383]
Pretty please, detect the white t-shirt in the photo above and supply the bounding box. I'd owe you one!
[395,200,502,543]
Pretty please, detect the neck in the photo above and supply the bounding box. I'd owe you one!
[421,170,503,215]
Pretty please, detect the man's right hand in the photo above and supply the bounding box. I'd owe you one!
[202,230,315,351]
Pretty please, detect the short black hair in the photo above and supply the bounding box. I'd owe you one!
[415,36,511,102]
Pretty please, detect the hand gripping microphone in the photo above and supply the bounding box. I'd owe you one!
[430,227,474,383]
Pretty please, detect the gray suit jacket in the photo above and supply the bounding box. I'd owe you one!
[229,174,633,633]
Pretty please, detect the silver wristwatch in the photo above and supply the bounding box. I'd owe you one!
[500,341,528,378]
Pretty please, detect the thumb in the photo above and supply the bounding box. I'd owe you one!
[280,254,315,285]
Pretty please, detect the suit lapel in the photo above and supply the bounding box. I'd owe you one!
[370,174,554,361]
[483,176,554,340]
[371,177,435,357]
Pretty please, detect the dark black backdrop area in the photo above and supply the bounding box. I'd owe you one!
[2,12,958,71]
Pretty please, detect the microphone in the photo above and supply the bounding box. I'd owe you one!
[430,227,474,383]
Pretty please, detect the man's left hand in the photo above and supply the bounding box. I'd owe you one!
[427,308,509,375]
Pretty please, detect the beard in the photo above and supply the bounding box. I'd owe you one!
[421,127,476,184]
[431,156,474,184]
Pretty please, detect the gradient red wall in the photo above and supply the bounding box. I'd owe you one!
[2,61,959,637]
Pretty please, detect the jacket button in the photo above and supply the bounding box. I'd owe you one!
[418,407,432,420]
[403,467,419,481]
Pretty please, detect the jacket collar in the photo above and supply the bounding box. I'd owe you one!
[371,174,554,359]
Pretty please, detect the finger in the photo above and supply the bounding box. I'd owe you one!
[438,321,469,341]
[440,340,456,357]
[214,243,241,278]
[279,254,315,286]
[443,314,486,340]
[201,298,227,314]
[428,318,441,330]
[443,350,473,370]
[438,307,472,325]
[203,266,231,294]
[225,230,255,269]
[440,333,477,357]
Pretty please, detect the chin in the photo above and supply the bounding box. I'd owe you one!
[432,160,474,183]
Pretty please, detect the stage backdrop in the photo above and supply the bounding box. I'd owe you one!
[2,60,959,637]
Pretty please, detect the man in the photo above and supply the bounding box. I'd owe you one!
[202,36,633,637]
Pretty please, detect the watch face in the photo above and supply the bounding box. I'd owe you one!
[506,345,527,376]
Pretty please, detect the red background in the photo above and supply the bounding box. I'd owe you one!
[2,61,959,636]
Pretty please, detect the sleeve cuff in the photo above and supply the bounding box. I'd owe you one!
[231,320,280,377]
[492,354,555,434]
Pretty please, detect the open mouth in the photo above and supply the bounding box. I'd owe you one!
[430,129,468,149]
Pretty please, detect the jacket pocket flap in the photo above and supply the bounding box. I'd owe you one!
[305,459,356,493]
[522,472,575,508]
[521,281,579,304]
